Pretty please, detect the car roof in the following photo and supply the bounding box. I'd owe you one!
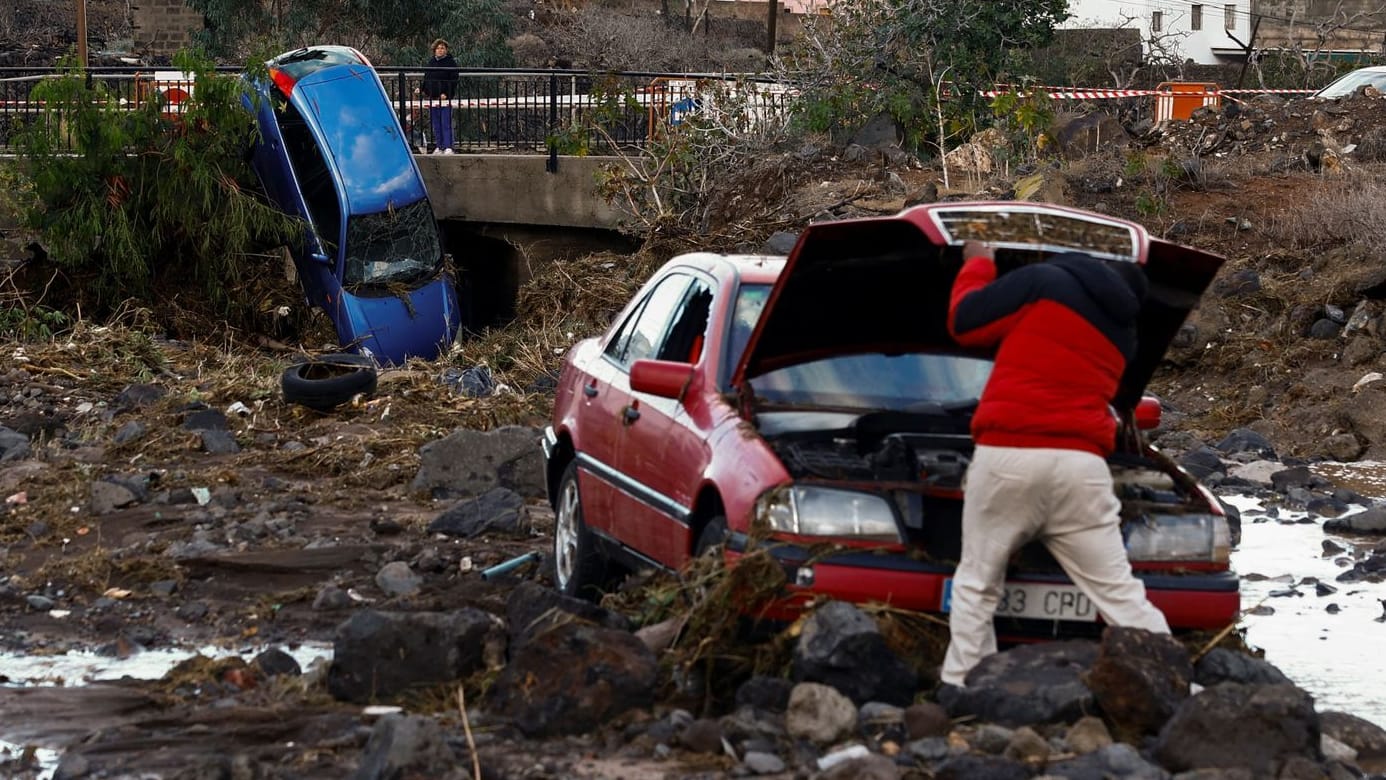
[724,254,785,285]
[665,252,785,285]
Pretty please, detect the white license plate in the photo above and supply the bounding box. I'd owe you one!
[941,580,1098,622]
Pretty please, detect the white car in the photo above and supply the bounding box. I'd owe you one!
[1313,65,1386,99]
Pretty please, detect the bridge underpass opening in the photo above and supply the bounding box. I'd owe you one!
[441,222,639,333]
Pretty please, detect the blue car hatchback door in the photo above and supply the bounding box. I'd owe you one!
[243,45,462,365]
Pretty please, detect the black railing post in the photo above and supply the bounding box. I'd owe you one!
[397,70,407,132]
[546,71,558,173]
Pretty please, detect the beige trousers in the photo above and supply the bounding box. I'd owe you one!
[940,445,1170,686]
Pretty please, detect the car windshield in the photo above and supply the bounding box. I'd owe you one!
[1315,68,1386,99]
[342,199,442,288]
[725,283,993,410]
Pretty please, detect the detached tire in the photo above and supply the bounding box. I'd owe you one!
[282,353,378,411]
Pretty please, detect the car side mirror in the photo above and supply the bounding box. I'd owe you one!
[630,359,695,401]
[1134,396,1162,430]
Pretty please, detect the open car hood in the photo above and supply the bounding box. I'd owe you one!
[731,202,1225,410]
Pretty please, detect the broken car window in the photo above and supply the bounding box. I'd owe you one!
[342,199,442,288]
[605,274,693,367]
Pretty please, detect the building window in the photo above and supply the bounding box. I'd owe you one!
[1191,4,1203,30]
[1152,10,1163,32]
[1225,4,1236,30]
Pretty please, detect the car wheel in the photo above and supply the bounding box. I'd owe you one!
[553,461,610,600]
[694,515,728,559]
[281,353,378,411]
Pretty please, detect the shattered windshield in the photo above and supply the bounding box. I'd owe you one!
[342,199,443,288]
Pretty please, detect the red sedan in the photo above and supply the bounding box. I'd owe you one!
[542,202,1238,636]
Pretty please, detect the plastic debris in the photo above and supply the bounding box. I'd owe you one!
[442,365,496,398]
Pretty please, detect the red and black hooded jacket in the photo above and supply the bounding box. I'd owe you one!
[948,252,1145,457]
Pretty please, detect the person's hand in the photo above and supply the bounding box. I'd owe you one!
[962,240,994,261]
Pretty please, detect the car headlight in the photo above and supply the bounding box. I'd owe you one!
[1124,513,1231,563]
[757,486,902,543]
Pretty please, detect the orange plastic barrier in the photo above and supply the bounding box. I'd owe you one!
[1153,82,1221,123]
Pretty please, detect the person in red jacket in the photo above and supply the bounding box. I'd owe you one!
[940,239,1170,688]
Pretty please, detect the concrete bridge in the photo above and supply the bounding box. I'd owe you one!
[412,153,638,330]
[415,154,624,230]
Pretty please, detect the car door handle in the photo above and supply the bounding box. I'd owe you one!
[623,405,641,424]
[583,381,598,398]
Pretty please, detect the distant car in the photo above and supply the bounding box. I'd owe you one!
[1313,65,1386,99]
[243,45,461,365]
[542,202,1238,638]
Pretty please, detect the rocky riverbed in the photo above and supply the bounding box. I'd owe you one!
[1,327,1386,779]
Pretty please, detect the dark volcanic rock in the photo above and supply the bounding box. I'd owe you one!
[427,487,526,538]
[791,600,917,706]
[1154,682,1321,774]
[942,640,1098,727]
[1084,627,1193,738]
[488,617,658,737]
[1193,648,1290,686]
[327,609,499,703]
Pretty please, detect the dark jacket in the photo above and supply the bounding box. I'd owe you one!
[947,252,1145,456]
[421,53,460,98]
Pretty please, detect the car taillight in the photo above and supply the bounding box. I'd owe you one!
[270,68,297,97]
[1124,513,1231,564]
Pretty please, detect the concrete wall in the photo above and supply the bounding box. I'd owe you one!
[133,0,204,58]
[1252,0,1386,53]
[417,154,624,229]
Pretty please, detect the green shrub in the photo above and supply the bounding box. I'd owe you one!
[16,49,301,332]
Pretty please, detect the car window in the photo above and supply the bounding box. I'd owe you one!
[275,97,342,257]
[752,354,993,410]
[655,279,713,364]
[342,199,442,288]
[724,283,771,383]
[605,274,693,367]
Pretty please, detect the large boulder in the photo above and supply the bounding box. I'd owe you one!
[791,600,917,706]
[1153,683,1321,774]
[1053,111,1131,159]
[411,426,545,499]
[942,640,1098,727]
[327,609,501,703]
[488,617,658,737]
[1084,627,1193,738]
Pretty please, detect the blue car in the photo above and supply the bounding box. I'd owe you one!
[243,45,461,365]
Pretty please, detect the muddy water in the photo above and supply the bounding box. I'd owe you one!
[0,643,332,777]
[1225,461,1386,729]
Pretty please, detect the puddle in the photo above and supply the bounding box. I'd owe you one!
[1225,481,1386,729]
[0,642,333,778]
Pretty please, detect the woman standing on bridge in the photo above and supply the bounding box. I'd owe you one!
[417,39,460,154]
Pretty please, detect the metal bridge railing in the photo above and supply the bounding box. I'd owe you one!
[0,66,797,155]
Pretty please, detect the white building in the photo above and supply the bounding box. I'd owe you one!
[1062,1,1254,64]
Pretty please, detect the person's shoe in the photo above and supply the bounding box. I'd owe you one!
[442,148,455,155]
[431,148,443,155]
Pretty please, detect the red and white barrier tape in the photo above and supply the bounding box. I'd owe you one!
[980,86,1317,100]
